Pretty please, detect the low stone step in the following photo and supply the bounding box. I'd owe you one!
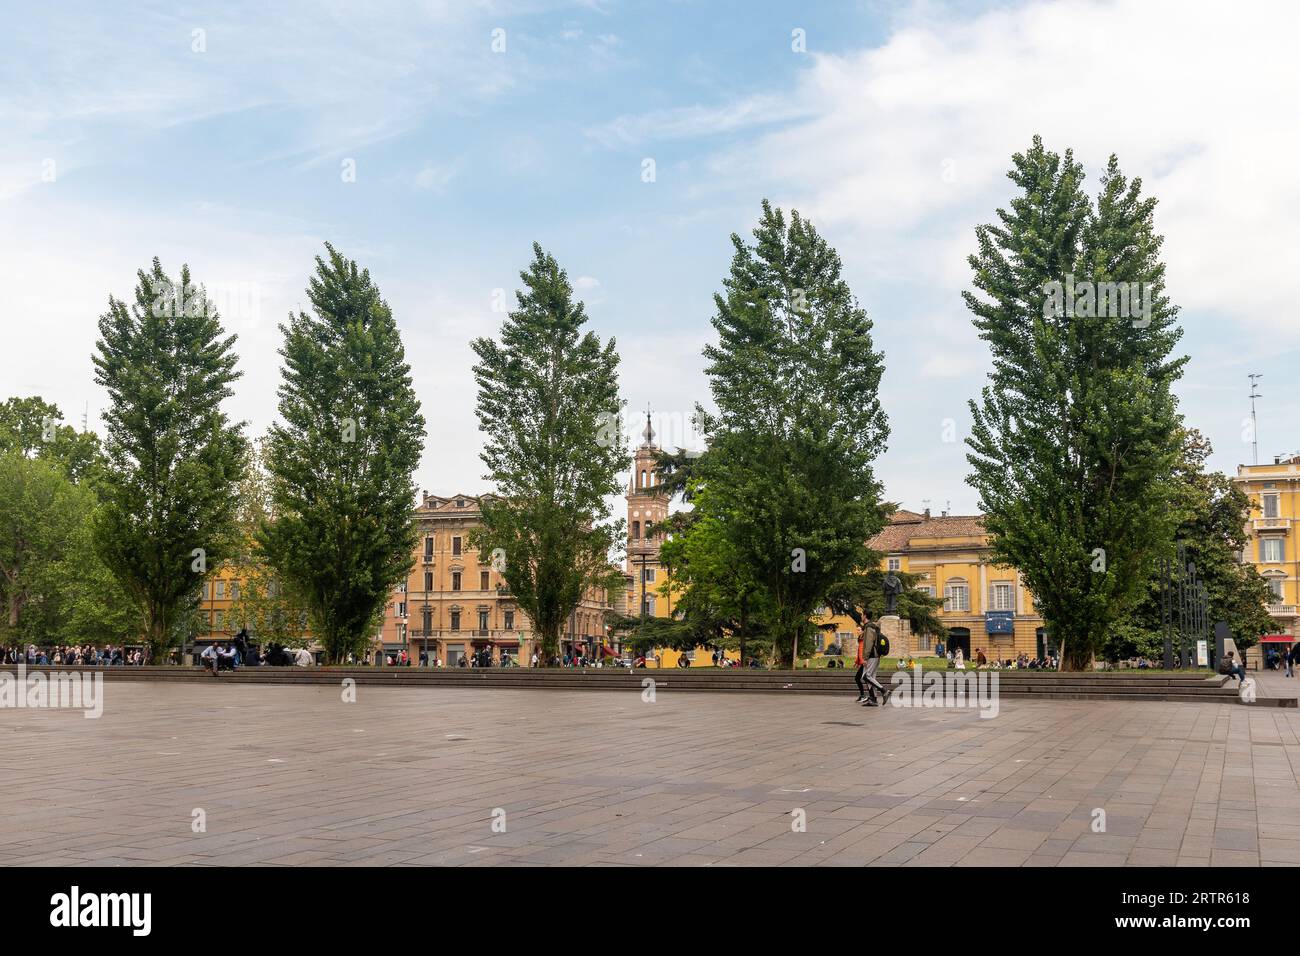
[4,664,1289,704]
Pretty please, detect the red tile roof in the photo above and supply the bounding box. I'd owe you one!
[870,511,988,552]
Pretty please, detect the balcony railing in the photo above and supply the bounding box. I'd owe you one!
[1253,518,1291,532]
[408,629,528,641]
[1267,604,1297,617]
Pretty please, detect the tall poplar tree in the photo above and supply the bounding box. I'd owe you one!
[92,261,246,660]
[965,138,1186,669]
[691,200,889,667]
[470,243,627,663]
[260,245,426,663]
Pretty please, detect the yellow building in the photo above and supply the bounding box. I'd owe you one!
[816,509,1047,662]
[1233,455,1300,638]
[403,492,614,665]
[196,492,614,665]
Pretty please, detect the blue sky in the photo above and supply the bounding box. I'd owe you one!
[3,0,1299,514]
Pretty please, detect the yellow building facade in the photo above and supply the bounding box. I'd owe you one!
[816,509,1047,661]
[196,493,614,665]
[402,492,614,665]
[1233,455,1300,638]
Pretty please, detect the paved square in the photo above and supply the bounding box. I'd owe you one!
[2,681,1299,866]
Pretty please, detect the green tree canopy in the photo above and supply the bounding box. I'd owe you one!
[1104,430,1274,660]
[686,200,890,666]
[965,138,1186,669]
[91,261,247,660]
[260,245,426,663]
[470,243,628,662]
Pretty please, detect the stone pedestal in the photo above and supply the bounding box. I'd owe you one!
[880,615,908,659]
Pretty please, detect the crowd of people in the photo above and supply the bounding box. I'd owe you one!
[924,646,1061,670]
[1264,644,1299,677]
[2,644,144,666]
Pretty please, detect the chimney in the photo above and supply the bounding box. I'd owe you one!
[923,507,931,520]
[1275,456,1282,465]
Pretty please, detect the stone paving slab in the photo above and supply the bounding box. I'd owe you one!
[2,681,1299,866]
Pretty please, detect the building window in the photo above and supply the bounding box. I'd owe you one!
[504,610,514,630]
[990,582,1014,611]
[887,557,901,571]
[642,567,656,583]
[450,610,460,631]
[479,610,489,631]
[424,571,433,591]
[452,572,462,591]
[214,580,225,600]
[424,536,434,559]
[456,498,465,508]
[632,520,640,540]
[452,536,462,556]
[1268,579,1284,600]
[642,596,656,616]
[397,601,406,618]
[1262,538,1285,563]
[1263,494,1280,519]
[422,608,432,632]
[944,580,969,612]
[480,570,490,590]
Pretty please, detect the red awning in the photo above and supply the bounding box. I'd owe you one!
[599,644,619,657]
[1260,634,1295,643]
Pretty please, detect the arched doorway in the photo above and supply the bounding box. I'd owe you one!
[947,627,971,658]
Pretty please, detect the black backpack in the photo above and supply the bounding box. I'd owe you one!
[875,632,890,657]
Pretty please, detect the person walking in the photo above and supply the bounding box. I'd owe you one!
[853,625,871,703]
[1288,642,1298,679]
[855,612,890,707]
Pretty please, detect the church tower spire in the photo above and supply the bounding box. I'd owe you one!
[640,404,655,448]
[625,405,670,619]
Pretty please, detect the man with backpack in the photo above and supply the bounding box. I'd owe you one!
[855,611,891,707]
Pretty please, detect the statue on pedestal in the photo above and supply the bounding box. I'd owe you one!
[882,571,902,616]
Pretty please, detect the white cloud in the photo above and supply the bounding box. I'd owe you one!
[586,95,812,148]
[414,164,457,192]
[919,352,983,379]
[677,0,1300,337]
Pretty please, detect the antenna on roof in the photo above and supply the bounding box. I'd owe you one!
[1249,373,1262,465]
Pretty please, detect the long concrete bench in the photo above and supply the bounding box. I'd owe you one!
[2,664,1289,705]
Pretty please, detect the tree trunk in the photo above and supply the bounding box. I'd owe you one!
[738,596,748,667]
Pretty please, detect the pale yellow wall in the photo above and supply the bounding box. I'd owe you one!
[1234,461,1300,626]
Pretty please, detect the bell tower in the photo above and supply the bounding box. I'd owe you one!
[626,407,670,617]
